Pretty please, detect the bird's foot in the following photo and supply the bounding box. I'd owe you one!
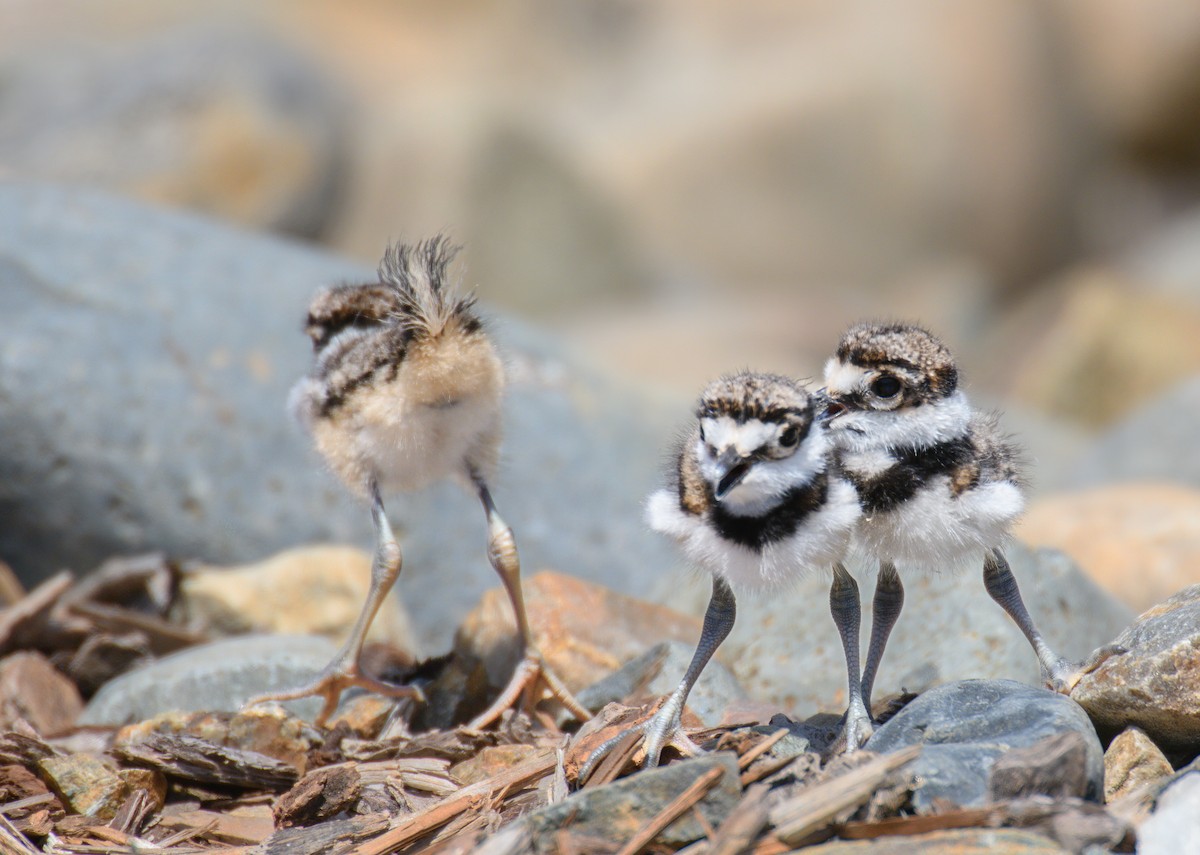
[466,652,592,731]
[828,699,874,756]
[243,656,424,729]
[576,701,702,785]
[1044,644,1128,695]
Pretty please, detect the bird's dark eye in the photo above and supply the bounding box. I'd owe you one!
[779,426,799,447]
[871,375,902,398]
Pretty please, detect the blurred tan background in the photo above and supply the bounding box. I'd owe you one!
[6,0,1200,486]
[7,0,1200,405]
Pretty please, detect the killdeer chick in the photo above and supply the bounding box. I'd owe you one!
[580,372,862,777]
[246,237,590,729]
[821,321,1121,743]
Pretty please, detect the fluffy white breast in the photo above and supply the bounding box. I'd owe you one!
[646,478,860,592]
[855,477,1024,573]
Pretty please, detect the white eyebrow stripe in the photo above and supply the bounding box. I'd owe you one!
[823,359,866,395]
[701,417,780,455]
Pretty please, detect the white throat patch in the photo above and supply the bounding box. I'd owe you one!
[696,417,827,516]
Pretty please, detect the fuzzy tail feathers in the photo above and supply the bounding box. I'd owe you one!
[378,236,478,338]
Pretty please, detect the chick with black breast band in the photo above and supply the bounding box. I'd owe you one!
[246,237,590,730]
[580,372,863,778]
[820,322,1123,749]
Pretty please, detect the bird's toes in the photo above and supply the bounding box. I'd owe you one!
[1045,643,1128,695]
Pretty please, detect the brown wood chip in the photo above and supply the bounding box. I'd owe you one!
[274,763,362,828]
[354,748,557,855]
[0,562,26,609]
[116,732,298,791]
[838,806,999,839]
[258,813,389,855]
[65,601,203,656]
[0,572,73,655]
[768,745,922,845]
[615,764,727,855]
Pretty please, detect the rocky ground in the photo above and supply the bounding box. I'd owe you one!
[2,180,1200,852]
[0,546,1198,853]
[4,3,1200,851]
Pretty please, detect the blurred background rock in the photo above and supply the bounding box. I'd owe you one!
[3,0,1200,644]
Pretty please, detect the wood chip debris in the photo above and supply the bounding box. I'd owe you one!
[0,563,1143,853]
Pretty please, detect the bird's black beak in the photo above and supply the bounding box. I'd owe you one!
[713,448,752,501]
[816,389,848,423]
[820,401,847,422]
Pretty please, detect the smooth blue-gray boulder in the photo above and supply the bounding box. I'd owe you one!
[865,679,1104,811]
[656,542,1132,717]
[0,27,347,240]
[80,634,339,725]
[0,184,675,653]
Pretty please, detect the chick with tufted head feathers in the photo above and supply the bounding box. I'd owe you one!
[821,321,1123,739]
[247,236,590,730]
[580,371,866,777]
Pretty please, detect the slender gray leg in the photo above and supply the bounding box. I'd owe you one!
[244,480,422,726]
[830,563,872,752]
[982,547,1123,693]
[860,561,904,714]
[466,475,590,729]
[579,575,736,780]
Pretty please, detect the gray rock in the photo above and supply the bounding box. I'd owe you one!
[576,640,746,727]
[0,27,347,240]
[80,633,339,725]
[1066,376,1200,490]
[987,732,1095,802]
[1071,584,1200,753]
[0,184,675,653]
[519,753,741,850]
[864,679,1104,811]
[655,542,1132,717]
[1137,771,1200,855]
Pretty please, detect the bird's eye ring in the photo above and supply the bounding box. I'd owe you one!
[779,425,800,447]
[870,375,902,398]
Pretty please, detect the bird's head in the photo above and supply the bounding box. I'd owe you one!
[819,321,968,451]
[692,372,825,515]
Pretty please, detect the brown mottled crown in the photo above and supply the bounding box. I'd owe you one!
[304,236,483,354]
[697,372,813,425]
[836,322,958,399]
[304,284,400,350]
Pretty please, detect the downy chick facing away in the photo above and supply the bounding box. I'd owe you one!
[247,237,589,728]
[821,321,1123,748]
[581,371,864,776]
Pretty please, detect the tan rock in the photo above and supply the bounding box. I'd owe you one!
[1104,726,1173,803]
[422,570,704,727]
[1072,585,1200,752]
[1015,482,1200,612]
[451,744,544,786]
[38,754,165,820]
[458,570,704,692]
[999,271,1200,426]
[0,652,83,737]
[173,545,417,654]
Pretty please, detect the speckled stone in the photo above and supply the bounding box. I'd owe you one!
[865,679,1104,811]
